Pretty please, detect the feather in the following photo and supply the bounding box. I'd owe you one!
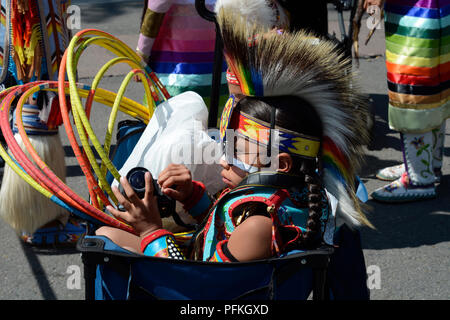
[214,0,288,29]
[217,11,373,228]
[43,0,68,77]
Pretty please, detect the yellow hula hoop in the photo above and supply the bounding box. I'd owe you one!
[99,69,152,186]
[11,81,149,193]
[67,35,156,202]
[71,34,156,113]
[0,28,171,231]
[11,83,138,200]
[14,83,96,203]
[1,82,133,232]
[80,56,152,201]
[0,142,54,198]
[85,56,153,162]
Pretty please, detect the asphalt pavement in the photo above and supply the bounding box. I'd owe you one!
[0,1,448,300]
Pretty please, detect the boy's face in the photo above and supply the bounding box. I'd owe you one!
[219,136,266,188]
[220,84,269,188]
[220,88,248,188]
[219,158,247,189]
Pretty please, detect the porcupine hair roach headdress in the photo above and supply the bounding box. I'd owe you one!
[214,0,289,30]
[217,10,372,228]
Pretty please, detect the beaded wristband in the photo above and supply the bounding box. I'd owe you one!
[140,229,172,253]
[140,229,185,260]
[182,181,213,217]
[207,240,238,263]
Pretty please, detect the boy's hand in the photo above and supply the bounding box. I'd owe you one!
[157,164,194,202]
[107,171,162,238]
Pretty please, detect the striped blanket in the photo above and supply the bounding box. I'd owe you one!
[385,0,450,133]
[137,0,228,107]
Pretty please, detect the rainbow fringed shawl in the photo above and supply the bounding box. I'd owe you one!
[384,0,450,133]
[8,0,70,84]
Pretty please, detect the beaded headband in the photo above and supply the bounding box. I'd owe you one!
[220,95,320,159]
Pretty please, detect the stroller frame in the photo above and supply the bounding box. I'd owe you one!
[78,234,333,300]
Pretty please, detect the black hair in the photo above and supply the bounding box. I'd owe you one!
[237,95,324,249]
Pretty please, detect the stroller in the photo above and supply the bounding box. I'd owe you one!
[77,0,370,301]
[78,224,368,300]
[78,114,336,300]
[79,235,333,300]
[77,115,369,300]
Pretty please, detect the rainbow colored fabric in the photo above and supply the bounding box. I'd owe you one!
[7,0,70,84]
[0,0,6,69]
[225,52,264,97]
[385,0,450,133]
[137,0,228,106]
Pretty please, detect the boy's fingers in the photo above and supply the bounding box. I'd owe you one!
[158,168,186,184]
[107,205,130,223]
[160,176,181,189]
[116,194,133,213]
[158,164,188,180]
[111,185,122,199]
[161,173,191,189]
[162,187,181,199]
[112,185,130,208]
[120,176,141,204]
[158,164,179,177]
[144,171,154,201]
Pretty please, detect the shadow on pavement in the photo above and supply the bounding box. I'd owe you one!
[366,93,403,152]
[360,175,450,250]
[18,238,58,300]
[78,1,142,24]
[64,145,116,177]
[360,154,402,179]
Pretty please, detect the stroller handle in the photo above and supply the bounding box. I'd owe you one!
[195,0,216,22]
[194,0,223,128]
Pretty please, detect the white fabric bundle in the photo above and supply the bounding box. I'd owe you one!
[112,91,225,195]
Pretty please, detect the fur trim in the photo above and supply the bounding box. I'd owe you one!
[217,11,372,228]
[0,133,67,233]
[214,0,288,29]
[324,169,373,228]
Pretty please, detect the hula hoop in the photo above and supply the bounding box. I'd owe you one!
[2,82,135,233]
[0,28,171,233]
[64,30,160,205]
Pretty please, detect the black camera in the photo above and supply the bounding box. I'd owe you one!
[118,167,176,218]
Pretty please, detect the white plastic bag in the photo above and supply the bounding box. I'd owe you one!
[112,91,225,195]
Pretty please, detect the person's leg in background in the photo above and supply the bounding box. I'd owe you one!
[372,0,449,203]
[376,122,446,183]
